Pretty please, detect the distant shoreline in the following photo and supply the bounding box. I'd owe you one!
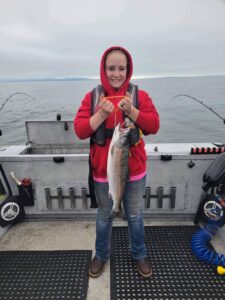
[0,77,92,83]
[0,73,224,83]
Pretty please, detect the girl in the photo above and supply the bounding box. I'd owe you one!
[74,46,160,278]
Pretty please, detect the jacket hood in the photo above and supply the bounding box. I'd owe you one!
[100,46,133,96]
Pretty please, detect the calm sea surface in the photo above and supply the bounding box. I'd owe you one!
[0,75,225,145]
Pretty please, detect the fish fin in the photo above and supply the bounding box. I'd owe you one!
[110,145,115,156]
[127,170,130,181]
[123,170,129,182]
[108,191,112,200]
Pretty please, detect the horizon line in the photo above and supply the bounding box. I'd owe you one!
[0,72,225,82]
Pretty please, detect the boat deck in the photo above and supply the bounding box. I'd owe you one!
[0,219,224,300]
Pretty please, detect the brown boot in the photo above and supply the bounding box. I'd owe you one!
[136,257,153,278]
[89,256,105,278]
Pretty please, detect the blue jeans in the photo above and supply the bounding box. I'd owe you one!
[94,176,147,261]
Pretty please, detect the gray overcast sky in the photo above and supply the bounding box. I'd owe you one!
[0,0,225,80]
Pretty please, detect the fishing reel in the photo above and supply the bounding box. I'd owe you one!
[192,153,225,272]
[192,185,225,272]
[194,184,225,226]
[194,152,225,225]
[0,195,25,227]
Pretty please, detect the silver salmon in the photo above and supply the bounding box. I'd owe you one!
[107,123,130,214]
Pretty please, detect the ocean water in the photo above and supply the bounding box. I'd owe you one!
[0,75,225,146]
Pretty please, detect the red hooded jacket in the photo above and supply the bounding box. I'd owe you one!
[74,46,160,182]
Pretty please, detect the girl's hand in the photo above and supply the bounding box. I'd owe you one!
[98,96,114,118]
[118,92,133,116]
[90,96,114,131]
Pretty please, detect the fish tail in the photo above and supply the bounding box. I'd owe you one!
[111,203,126,220]
[118,204,126,220]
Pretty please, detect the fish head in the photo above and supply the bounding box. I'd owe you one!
[112,123,130,148]
[124,117,135,129]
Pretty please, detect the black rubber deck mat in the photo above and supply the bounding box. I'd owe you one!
[0,250,92,300]
[110,226,225,300]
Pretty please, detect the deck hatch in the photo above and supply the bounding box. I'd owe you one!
[20,121,89,155]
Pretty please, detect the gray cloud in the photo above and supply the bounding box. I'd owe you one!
[0,0,225,79]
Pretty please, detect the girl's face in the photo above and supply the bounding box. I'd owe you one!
[105,50,128,90]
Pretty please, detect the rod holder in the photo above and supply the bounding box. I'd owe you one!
[57,188,64,209]
[158,186,164,208]
[81,187,88,209]
[170,187,176,208]
[45,188,52,209]
[69,187,76,209]
[145,186,151,208]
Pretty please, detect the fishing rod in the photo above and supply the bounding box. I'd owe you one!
[172,94,225,124]
[0,92,32,113]
[0,92,32,136]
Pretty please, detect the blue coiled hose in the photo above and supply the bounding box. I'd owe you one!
[191,221,225,267]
